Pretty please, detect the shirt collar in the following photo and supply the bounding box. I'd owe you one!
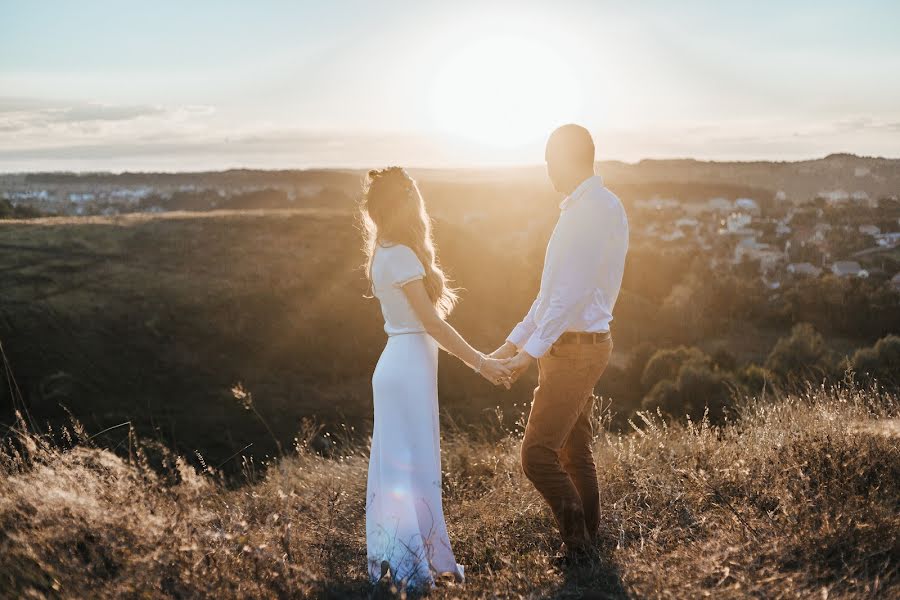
[560,174,603,211]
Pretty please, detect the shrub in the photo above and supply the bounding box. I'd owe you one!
[643,361,733,422]
[642,378,681,415]
[737,363,778,397]
[640,346,711,392]
[765,323,835,384]
[0,198,43,219]
[850,334,900,387]
[676,362,733,420]
[710,347,737,371]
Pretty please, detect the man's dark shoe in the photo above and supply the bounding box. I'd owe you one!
[552,542,594,568]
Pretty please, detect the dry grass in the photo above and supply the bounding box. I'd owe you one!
[1,385,898,599]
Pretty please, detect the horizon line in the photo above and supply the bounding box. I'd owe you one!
[2,152,897,177]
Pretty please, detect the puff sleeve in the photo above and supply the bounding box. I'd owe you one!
[387,245,426,288]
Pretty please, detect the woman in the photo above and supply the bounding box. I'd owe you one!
[360,167,510,589]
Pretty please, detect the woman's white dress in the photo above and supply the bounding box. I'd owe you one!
[366,243,465,587]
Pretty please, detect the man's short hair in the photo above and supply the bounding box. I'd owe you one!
[546,124,595,167]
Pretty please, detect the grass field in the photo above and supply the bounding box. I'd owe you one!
[0,208,544,465]
[0,206,587,468]
[2,384,897,599]
[2,205,896,474]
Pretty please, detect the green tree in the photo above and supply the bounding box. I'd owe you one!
[850,335,900,388]
[642,362,733,422]
[736,363,778,397]
[641,346,711,392]
[765,323,836,385]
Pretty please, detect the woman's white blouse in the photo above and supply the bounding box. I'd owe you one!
[372,244,427,336]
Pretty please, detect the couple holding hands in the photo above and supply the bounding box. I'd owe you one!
[361,124,629,589]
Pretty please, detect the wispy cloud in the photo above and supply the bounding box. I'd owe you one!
[0,126,453,172]
[0,97,215,137]
[1,96,899,172]
[833,116,900,133]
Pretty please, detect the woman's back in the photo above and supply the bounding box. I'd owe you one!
[372,243,427,336]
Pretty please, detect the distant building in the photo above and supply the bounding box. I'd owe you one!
[675,217,699,229]
[635,197,680,211]
[724,212,753,233]
[787,262,822,277]
[831,261,863,277]
[7,189,49,203]
[813,223,832,242]
[891,273,900,292]
[707,197,733,213]
[69,192,96,203]
[776,222,792,236]
[735,198,761,215]
[110,187,152,201]
[858,224,880,236]
[819,190,850,206]
[735,238,784,272]
[876,232,900,248]
[819,189,872,207]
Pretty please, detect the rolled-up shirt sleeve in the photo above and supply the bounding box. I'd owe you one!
[521,212,604,358]
[507,297,540,348]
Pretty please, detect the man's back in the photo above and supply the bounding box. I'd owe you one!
[546,175,629,324]
[511,175,628,358]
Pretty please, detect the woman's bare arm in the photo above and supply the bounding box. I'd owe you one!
[401,279,511,383]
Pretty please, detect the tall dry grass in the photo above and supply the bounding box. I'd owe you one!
[1,384,898,599]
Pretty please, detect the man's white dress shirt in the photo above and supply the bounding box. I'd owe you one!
[507,175,629,358]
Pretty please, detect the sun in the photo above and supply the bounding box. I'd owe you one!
[429,35,583,150]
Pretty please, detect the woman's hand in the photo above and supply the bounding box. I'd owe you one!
[478,356,513,386]
[503,351,534,385]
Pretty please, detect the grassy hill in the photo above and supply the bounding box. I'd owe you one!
[1,191,896,470]
[0,207,553,467]
[2,385,897,598]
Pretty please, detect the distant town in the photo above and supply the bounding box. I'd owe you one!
[631,190,900,294]
[2,155,900,297]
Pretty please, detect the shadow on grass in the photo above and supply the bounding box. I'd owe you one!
[552,541,630,600]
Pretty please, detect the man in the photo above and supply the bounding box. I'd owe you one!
[493,124,629,561]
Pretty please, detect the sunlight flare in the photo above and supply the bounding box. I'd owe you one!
[429,35,584,149]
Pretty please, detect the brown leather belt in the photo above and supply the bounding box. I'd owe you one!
[557,331,611,345]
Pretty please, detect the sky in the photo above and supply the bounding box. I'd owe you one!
[2,0,900,171]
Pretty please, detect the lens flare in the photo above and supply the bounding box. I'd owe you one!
[430,35,583,149]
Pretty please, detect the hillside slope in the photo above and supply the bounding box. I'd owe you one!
[2,386,897,598]
[0,209,547,466]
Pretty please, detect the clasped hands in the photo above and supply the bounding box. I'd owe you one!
[475,341,534,388]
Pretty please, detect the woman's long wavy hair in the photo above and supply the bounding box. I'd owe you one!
[360,167,458,317]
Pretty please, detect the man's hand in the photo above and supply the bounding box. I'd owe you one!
[504,350,535,385]
[489,341,518,360]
